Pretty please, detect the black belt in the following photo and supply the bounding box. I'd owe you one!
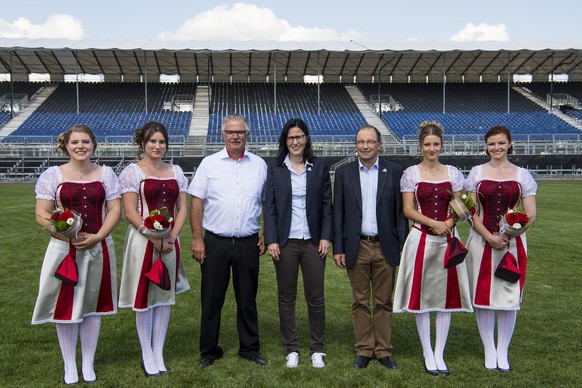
[360,234,379,242]
[205,231,258,240]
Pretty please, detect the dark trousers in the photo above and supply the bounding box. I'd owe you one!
[199,232,260,359]
[274,239,326,354]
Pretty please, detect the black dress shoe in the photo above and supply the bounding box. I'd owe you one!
[353,355,371,369]
[140,360,160,377]
[423,360,438,376]
[378,356,398,369]
[199,357,215,369]
[498,366,511,373]
[438,368,450,376]
[243,355,267,366]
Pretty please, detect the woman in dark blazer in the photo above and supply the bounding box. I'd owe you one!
[264,118,333,368]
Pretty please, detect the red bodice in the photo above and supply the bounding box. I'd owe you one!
[476,180,522,233]
[56,181,106,234]
[415,181,453,233]
[141,178,179,219]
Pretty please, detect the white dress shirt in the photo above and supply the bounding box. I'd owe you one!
[188,148,267,237]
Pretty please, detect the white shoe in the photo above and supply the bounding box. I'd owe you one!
[286,352,299,368]
[311,352,326,368]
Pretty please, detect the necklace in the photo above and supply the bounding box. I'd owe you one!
[419,163,441,176]
[69,163,93,180]
[489,161,510,173]
[140,161,165,172]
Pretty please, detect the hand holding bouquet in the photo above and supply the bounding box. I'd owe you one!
[141,207,173,290]
[49,208,83,238]
[449,191,476,223]
[139,207,173,238]
[49,208,83,286]
[499,209,529,236]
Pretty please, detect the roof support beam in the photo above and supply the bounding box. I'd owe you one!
[92,50,105,74]
[51,51,65,74]
[34,51,50,74]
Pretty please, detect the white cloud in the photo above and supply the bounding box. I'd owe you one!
[0,14,84,39]
[450,23,509,42]
[158,2,361,41]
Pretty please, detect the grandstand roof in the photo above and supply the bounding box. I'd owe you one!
[1,38,582,82]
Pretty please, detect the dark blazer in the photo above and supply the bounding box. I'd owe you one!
[264,157,333,248]
[333,158,408,269]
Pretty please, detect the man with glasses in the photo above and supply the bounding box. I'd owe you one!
[333,124,408,369]
[188,115,268,368]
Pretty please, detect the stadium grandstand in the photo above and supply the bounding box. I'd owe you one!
[0,39,581,180]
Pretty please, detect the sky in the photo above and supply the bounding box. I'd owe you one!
[0,0,581,44]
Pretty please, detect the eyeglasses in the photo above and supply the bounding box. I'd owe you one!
[287,135,306,144]
[223,130,247,137]
[356,140,379,146]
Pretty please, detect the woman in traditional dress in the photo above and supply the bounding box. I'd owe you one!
[118,121,190,376]
[465,125,537,372]
[393,121,472,376]
[264,118,333,368]
[33,124,121,384]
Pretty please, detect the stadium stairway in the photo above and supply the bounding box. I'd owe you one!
[344,85,405,154]
[184,85,210,156]
[512,86,582,131]
[0,85,58,140]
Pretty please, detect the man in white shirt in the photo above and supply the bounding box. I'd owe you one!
[188,115,268,368]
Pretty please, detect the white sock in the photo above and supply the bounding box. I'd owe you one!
[497,310,517,370]
[79,316,101,382]
[56,323,79,384]
[152,305,170,372]
[434,312,451,371]
[475,308,497,369]
[136,310,158,374]
[415,312,437,371]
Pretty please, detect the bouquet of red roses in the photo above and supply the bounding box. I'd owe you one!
[49,208,83,286]
[499,208,529,236]
[49,208,83,238]
[141,207,173,238]
[142,207,173,290]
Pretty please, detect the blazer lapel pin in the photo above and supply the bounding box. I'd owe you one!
[382,168,387,172]
[307,166,312,171]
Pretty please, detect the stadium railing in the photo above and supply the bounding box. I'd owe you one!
[1,133,580,160]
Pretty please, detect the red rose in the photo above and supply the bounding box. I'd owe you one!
[60,210,73,221]
[154,214,165,223]
[518,213,529,224]
[51,212,60,221]
[161,219,171,228]
[505,212,519,225]
[144,216,155,229]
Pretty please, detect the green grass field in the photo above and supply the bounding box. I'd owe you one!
[1,181,581,387]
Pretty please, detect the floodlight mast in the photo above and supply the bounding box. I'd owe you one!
[350,40,392,117]
[0,54,14,118]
